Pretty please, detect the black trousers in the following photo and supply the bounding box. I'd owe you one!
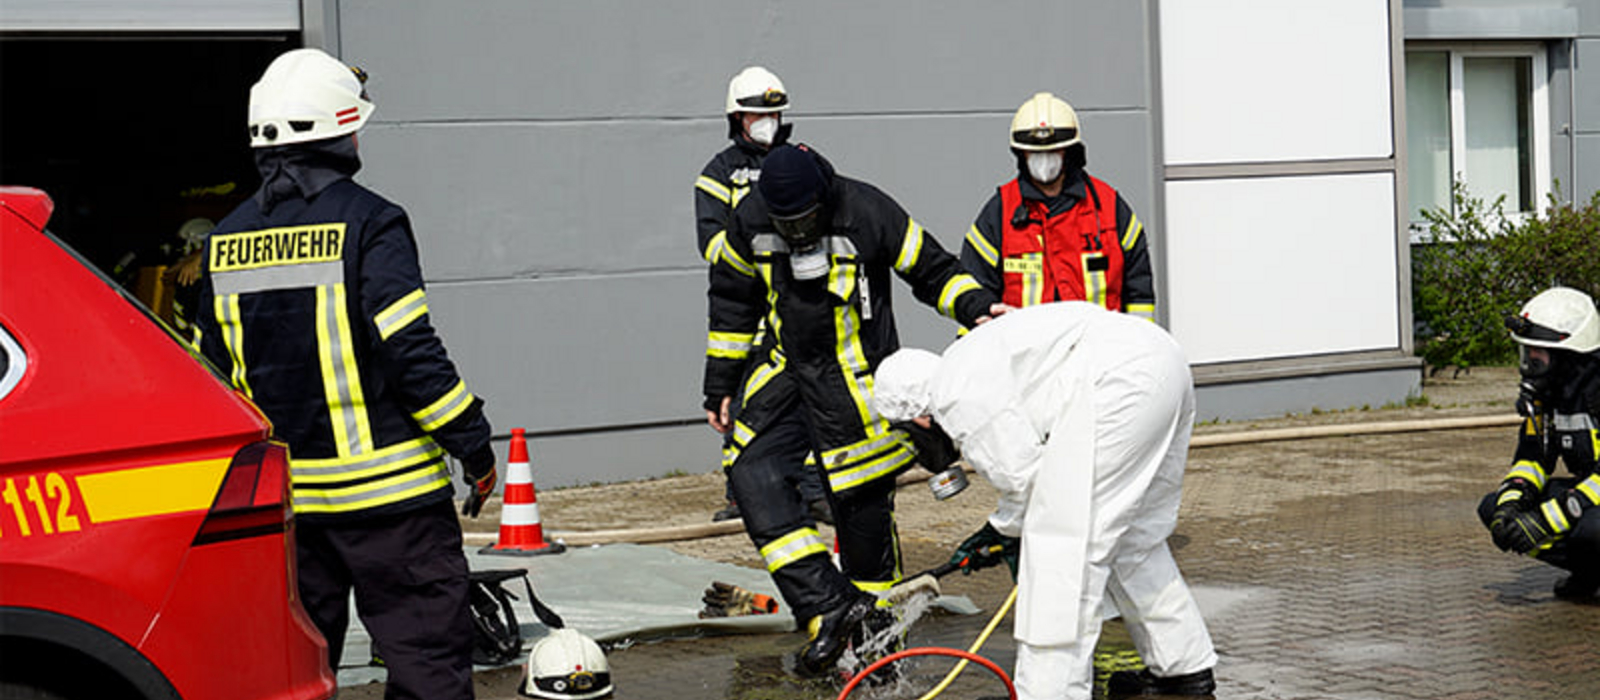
[1477,479,1600,580]
[296,498,474,700]
[732,409,900,622]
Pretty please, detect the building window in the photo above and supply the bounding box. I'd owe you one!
[1405,44,1549,224]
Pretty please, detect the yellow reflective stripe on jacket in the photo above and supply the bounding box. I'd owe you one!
[374,288,428,341]
[965,223,999,267]
[718,234,757,277]
[292,459,451,514]
[1004,255,1045,307]
[1127,302,1155,321]
[1504,461,1548,489]
[1577,475,1600,508]
[707,331,755,360]
[291,436,446,483]
[316,284,374,457]
[1541,498,1571,532]
[936,274,983,319]
[827,442,916,493]
[702,229,726,265]
[759,527,829,572]
[412,379,474,432]
[1121,212,1144,250]
[215,293,253,398]
[827,261,874,428]
[1082,252,1108,308]
[696,175,732,204]
[893,219,926,273]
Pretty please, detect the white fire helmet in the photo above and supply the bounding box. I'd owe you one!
[1009,92,1081,152]
[248,48,374,148]
[1509,286,1600,353]
[519,629,613,700]
[725,66,790,115]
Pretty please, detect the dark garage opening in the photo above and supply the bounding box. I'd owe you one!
[1,36,294,302]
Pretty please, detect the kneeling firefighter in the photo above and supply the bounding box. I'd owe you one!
[702,143,997,674]
[1481,286,1600,600]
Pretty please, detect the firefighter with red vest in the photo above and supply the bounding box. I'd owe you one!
[962,92,1156,320]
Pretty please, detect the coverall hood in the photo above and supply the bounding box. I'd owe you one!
[872,348,944,422]
[253,135,361,213]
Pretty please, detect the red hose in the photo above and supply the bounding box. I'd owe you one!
[835,647,1016,700]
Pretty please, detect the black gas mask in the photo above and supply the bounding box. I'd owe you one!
[770,203,829,280]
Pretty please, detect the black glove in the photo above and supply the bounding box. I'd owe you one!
[950,522,1020,579]
[1497,499,1571,555]
[893,420,959,474]
[460,444,498,518]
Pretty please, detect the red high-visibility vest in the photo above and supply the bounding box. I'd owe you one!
[998,175,1123,310]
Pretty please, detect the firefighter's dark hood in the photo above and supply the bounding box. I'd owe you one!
[252,135,362,213]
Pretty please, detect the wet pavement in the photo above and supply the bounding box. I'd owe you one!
[348,369,1600,700]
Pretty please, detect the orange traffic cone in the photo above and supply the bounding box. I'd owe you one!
[480,428,565,556]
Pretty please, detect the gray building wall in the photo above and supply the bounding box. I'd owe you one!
[329,1,1162,486]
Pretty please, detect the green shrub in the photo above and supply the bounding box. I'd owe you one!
[1412,182,1600,371]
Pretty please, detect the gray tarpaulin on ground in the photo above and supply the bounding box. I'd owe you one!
[335,542,978,688]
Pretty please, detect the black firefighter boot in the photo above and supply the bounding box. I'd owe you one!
[1107,667,1217,697]
[797,592,876,677]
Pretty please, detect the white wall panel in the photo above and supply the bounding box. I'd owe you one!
[1166,173,1399,364]
[1160,0,1394,164]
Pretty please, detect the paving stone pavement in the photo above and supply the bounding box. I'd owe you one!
[355,367,1600,699]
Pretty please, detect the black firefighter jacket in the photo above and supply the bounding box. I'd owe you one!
[195,155,490,523]
[703,152,995,494]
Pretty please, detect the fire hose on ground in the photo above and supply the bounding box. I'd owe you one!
[461,413,1517,548]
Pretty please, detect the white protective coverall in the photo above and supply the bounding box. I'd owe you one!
[872,302,1216,700]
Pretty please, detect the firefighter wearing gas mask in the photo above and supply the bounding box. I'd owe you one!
[961,92,1157,321]
[702,143,997,675]
[1480,286,1600,600]
[694,67,830,525]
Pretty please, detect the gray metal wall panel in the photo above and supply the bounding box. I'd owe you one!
[1575,134,1600,202]
[1579,0,1600,35]
[424,274,706,433]
[339,1,1147,122]
[1195,368,1422,423]
[476,424,718,491]
[1576,40,1600,133]
[357,121,708,279]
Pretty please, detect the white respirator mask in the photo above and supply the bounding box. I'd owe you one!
[748,117,780,146]
[1026,150,1064,184]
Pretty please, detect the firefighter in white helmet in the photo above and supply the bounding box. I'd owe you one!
[194,48,496,700]
[1481,286,1600,600]
[872,302,1217,700]
[694,67,831,526]
[961,92,1157,321]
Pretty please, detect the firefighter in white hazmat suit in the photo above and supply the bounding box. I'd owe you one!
[871,302,1217,700]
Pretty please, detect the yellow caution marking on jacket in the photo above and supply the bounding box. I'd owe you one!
[1082,251,1108,308]
[1127,302,1156,321]
[696,175,733,205]
[1121,213,1143,250]
[76,459,230,523]
[291,436,445,483]
[760,527,829,572]
[936,274,984,319]
[1503,461,1548,490]
[1004,255,1045,307]
[375,288,428,341]
[413,379,475,432]
[707,331,755,360]
[215,294,253,397]
[292,461,451,514]
[893,220,926,273]
[317,284,374,457]
[966,223,999,267]
[210,223,346,272]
